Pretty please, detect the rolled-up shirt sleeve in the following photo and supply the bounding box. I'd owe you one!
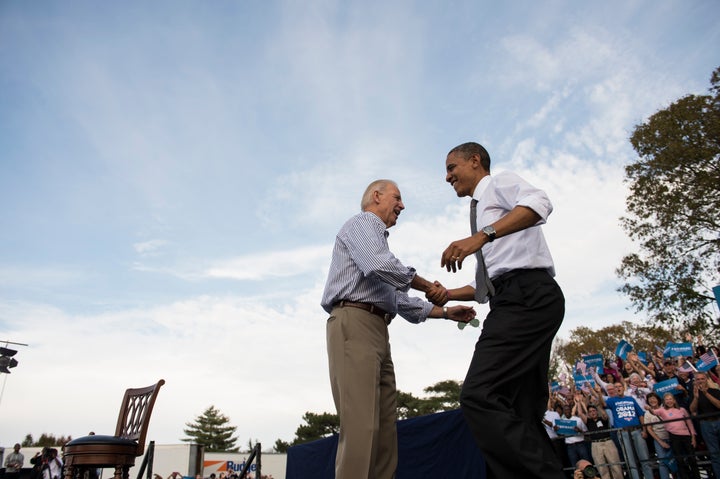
[396,290,433,323]
[495,171,553,222]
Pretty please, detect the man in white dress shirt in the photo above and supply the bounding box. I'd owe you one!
[440,142,565,479]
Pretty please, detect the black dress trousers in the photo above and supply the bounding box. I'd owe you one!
[460,269,566,479]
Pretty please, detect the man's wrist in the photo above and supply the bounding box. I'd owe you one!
[442,306,448,319]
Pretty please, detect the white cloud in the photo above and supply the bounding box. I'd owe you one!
[133,239,168,255]
[203,245,331,281]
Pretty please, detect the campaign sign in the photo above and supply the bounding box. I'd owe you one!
[551,381,561,393]
[582,354,604,375]
[574,374,595,390]
[654,378,681,396]
[555,418,578,436]
[664,342,693,358]
[615,340,633,360]
[637,351,648,365]
[696,355,718,372]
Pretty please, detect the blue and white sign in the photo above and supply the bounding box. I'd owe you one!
[654,378,681,396]
[573,374,595,390]
[555,418,579,436]
[582,354,604,375]
[615,340,633,360]
[664,342,693,358]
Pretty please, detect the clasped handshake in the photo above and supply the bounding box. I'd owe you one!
[423,280,478,329]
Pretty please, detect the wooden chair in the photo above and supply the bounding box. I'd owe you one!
[63,379,165,479]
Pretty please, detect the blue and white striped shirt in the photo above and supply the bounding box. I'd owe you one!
[321,211,433,323]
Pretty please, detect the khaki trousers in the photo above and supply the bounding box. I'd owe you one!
[327,306,397,479]
[591,438,624,479]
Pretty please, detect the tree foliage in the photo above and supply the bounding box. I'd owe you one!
[273,411,340,453]
[273,380,463,452]
[397,380,462,419]
[182,405,238,452]
[21,433,73,447]
[551,321,678,375]
[618,66,720,331]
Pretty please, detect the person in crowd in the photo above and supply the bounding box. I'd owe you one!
[321,179,476,479]
[543,391,567,468]
[690,371,720,478]
[626,372,653,409]
[648,392,699,479]
[644,392,675,479]
[576,393,623,479]
[675,366,694,409]
[656,358,678,383]
[603,360,621,383]
[30,448,63,479]
[440,141,565,479]
[604,382,654,479]
[559,401,591,469]
[624,352,658,383]
[572,459,600,479]
[4,443,24,479]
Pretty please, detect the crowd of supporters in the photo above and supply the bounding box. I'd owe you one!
[545,337,720,479]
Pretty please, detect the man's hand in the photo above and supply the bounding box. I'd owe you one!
[426,281,448,305]
[441,235,484,272]
[445,305,476,323]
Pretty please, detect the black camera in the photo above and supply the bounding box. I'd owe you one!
[582,464,599,478]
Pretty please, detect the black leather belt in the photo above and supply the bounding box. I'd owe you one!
[592,438,611,443]
[335,300,393,324]
[491,268,549,289]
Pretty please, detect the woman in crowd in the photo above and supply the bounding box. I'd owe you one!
[643,392,675,479]
[648,392,700,479]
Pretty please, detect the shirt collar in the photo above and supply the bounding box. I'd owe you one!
[471,175,492,202]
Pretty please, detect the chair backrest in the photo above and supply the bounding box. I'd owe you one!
[114,379,165,454]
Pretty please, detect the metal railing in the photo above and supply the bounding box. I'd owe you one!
[558,411,720,478]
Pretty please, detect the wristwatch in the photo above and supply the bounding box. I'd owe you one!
[482,225,497,242]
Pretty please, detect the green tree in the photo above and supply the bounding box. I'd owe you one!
[397,380,462,419]
[273,380,464,451]
[273,411,339,452]
[617,66,720,332]
[551,321,677,377]
[182,405,238,452]
[21,433,73,447]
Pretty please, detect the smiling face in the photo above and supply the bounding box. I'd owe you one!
[373,182,404,228]
[445,151,487,198]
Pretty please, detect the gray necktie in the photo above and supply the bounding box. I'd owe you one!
[470,199,495,303]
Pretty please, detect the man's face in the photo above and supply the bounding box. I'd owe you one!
[606,384,617,397]
[445,152,481,198]
[588,407,598,419]
[376,183,404,228]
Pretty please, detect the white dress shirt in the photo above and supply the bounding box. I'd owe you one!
[472,171,556,280]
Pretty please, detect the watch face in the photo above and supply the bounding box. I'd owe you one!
[483,226,496,240]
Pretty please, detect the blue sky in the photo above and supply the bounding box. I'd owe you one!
[1,0,719,451]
